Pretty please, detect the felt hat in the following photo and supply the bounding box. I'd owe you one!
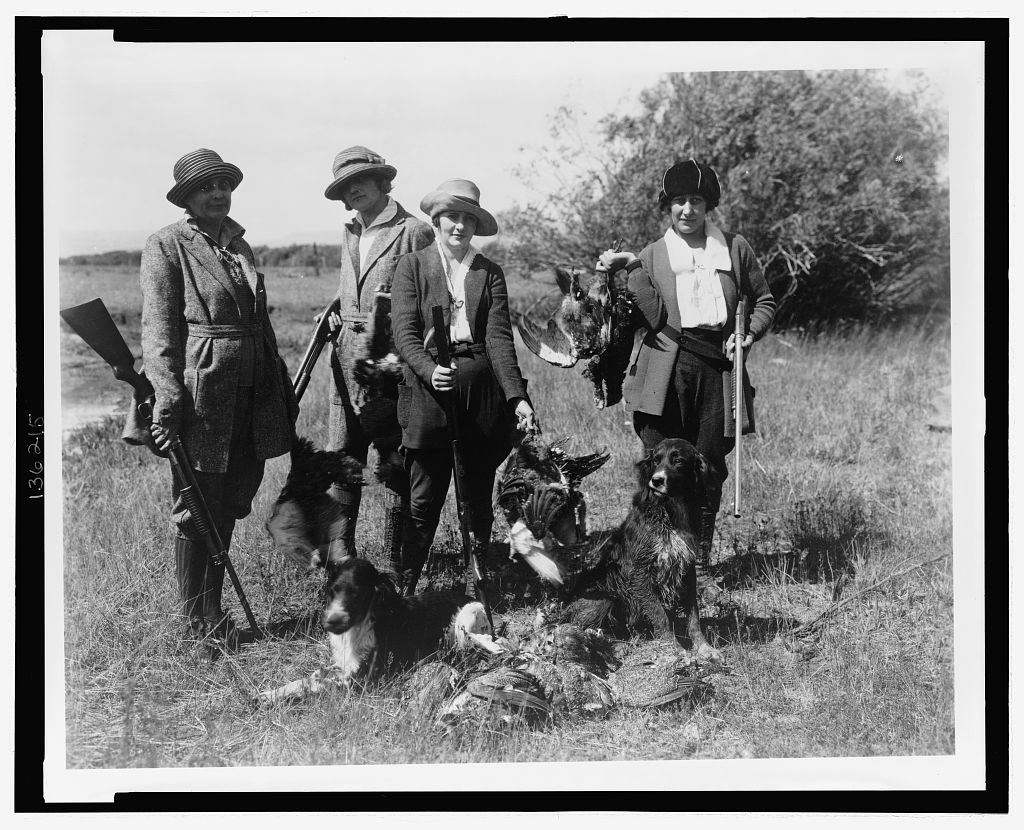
[419,179,498,237]
[659,159,722,210]
[324,145,398,201]
[166,148,243,208]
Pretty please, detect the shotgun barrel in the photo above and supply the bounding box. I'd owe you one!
[430,305,495,634]
[59,298,264,638]
[733,298,746,518]
[292,298,341,402]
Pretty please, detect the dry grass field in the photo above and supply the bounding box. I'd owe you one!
[58,263,954,767]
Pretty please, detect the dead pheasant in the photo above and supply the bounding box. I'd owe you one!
[515,262,637,409]
[495,434,610,585]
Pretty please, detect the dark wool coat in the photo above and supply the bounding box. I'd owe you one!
[130,216,296,473]
[328,202,434,450]
[623,229,776,437]
[391,247,529,453]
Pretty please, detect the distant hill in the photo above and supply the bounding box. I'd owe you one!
[60,237,501,269]
[61,243,345,269]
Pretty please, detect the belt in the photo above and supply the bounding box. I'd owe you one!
[662,324,730,370]
[187,323,260,339]
[428,342,486,360]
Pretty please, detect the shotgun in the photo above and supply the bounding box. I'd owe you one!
[293,298,341,403]
[733,298,746,518]
[59,298,264,638]
[430,305,495,634]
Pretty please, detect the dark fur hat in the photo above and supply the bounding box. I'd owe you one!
[658,159,721,211]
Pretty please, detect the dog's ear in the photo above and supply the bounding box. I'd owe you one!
[375,570,399,596]
[373,571,401,614]
[635,448,656,488]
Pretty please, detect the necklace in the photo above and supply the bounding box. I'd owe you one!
[438,242,466,311]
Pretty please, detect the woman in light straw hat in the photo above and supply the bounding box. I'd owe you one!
[320,145,434,574]
[135,147,298,654]
[598,159,776,597]
[391,179,539,595]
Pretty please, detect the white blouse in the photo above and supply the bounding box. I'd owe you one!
[436,239,478,344]
[664,220,732,330]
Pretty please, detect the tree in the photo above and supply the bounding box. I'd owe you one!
[493,70,949,327]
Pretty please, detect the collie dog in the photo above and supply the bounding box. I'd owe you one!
[260,558,497,702]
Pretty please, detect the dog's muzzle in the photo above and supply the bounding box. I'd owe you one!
[648,471,668,495]
[322,601,352,634]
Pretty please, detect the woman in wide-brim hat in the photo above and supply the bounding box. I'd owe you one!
[316,145,435,576]
[132,147,298,655]
[390,178,538,595]
[598,158,776,600]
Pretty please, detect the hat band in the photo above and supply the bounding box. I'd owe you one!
[333,154,386,175]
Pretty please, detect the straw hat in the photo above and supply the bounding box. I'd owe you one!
[324,146,398,201]
[419,179,498,237]
[659,159,722,210]
[166,148,243,208]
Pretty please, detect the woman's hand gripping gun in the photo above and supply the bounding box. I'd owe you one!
[59,298,264,638]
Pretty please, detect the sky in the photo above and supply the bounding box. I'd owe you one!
[45,34,665,254]
[43,33,955,256]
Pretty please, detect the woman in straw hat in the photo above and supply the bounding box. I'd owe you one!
[138,148,298,653]
[391,179,539,595]
[598,159,776,596]
[320,146,435,573]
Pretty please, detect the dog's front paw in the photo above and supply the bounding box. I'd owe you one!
[694,641,723,665]
[255,687,284,705]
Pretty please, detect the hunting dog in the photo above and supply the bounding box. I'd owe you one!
[266,437,364,572]
[260,558,497,703]
[558,438,722,662]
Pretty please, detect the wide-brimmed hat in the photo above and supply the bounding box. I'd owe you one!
[659,159,722,210]
[166,148,243,208]
[324,146,398,202]
[419,179,498,237]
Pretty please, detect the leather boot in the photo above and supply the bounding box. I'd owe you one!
[326,484,362,569]
[697,497,723,603]
[175,535,206,637]
[382,489,407,581]
[200,520,239,653]
[400,535,430,597]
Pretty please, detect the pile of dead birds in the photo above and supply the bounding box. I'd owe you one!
[400,616,726,728]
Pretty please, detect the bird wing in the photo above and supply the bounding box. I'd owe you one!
[466,667,552,715]
[508,519,565,585]
[516,311,578,368]
[522,483,570,538]
[266,500,319,568]
[552,448,611,486]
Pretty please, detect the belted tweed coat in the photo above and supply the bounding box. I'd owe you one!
[327,202,434,451]
[623,228,776,437]
[391,246,529,457]
[130,215,296,473]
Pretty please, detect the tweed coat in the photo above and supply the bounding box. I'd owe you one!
[391,246,529,453]
[327,201,434,451]
[129,215,296,473]
[623,225,776,437]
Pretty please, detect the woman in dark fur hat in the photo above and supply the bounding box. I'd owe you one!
[598,159,776,595]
